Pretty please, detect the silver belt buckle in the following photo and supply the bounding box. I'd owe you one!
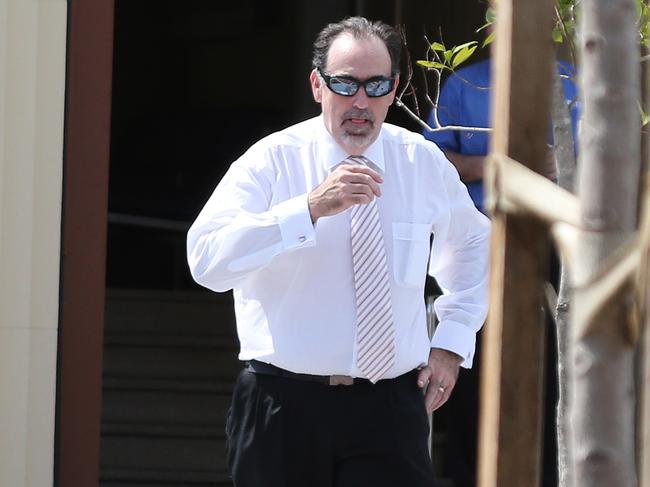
[329,375,354,386]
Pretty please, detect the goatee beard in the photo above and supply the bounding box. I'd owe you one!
[341,131,373,149]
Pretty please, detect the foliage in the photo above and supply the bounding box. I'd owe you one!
[416,0,650,78]
[415,1,580,78]
[416,41,478,71]
[639,0,650,48]
[553,0,577,45]
[405,0,650,132]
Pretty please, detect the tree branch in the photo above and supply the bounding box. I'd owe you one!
[486,152,581,226]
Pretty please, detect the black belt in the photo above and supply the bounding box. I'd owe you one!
[246,360,374,386]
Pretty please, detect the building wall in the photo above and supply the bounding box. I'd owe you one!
[0,1,67,486]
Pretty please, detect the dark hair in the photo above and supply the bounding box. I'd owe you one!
[312,17,402,76]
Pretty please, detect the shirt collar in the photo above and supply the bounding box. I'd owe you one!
[317,115,386,175]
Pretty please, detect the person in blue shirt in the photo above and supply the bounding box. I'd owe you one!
[423,57,579,487]
[424,57,579,213]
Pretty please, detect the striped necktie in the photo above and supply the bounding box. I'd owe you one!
[347,155,395,383]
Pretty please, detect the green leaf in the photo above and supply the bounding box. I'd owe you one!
[639,101,650,127]
[451,41,478,55]
[430,42,446,52]
[642,20,650,40]
[452,45,477,68]
[485,7,496,24]
[416,60,447,70]
[443,49,453,64]
[482,30,496,48]
[476,21,492,33]
[552,29,564,44]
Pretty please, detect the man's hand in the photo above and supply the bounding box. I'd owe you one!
[417,348,463,413]
[308,164,383,223]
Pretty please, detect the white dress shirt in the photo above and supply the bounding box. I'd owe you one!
[187,115,490,379]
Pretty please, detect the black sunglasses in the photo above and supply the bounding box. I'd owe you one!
[318,68,395,98]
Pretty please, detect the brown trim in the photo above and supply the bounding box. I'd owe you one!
[56,1,114,486]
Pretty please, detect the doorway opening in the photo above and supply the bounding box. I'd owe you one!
[100,2,483,485]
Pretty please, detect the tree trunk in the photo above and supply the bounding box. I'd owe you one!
[551,64,577,487]
[571,1,640,486]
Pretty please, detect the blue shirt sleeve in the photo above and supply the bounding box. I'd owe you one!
[557,60,580,144]
[423,74,462,152]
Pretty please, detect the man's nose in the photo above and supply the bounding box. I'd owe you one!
[352,87,369,109]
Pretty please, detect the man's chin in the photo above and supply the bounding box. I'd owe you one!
[340,132,375,152]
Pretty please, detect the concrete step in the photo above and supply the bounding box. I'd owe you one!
[101,290,240,486]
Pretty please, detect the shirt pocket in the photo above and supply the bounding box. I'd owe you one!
[392,222,432,288]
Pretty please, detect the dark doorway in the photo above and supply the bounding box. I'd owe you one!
[100,1,485,486]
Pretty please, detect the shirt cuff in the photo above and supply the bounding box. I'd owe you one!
[271,194,316,251]
[430,320,477,368]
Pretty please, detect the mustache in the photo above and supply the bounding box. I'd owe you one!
[343,109,375,123]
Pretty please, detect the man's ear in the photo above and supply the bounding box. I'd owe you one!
[310,69,323,103]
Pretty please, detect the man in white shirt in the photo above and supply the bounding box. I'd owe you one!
[187,16,489,487]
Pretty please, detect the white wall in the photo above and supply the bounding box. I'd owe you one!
[0,0,67,486]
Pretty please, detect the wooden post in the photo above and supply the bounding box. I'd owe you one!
[478,0,555,486]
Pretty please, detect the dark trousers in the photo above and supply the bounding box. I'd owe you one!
[225,367,438,487]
